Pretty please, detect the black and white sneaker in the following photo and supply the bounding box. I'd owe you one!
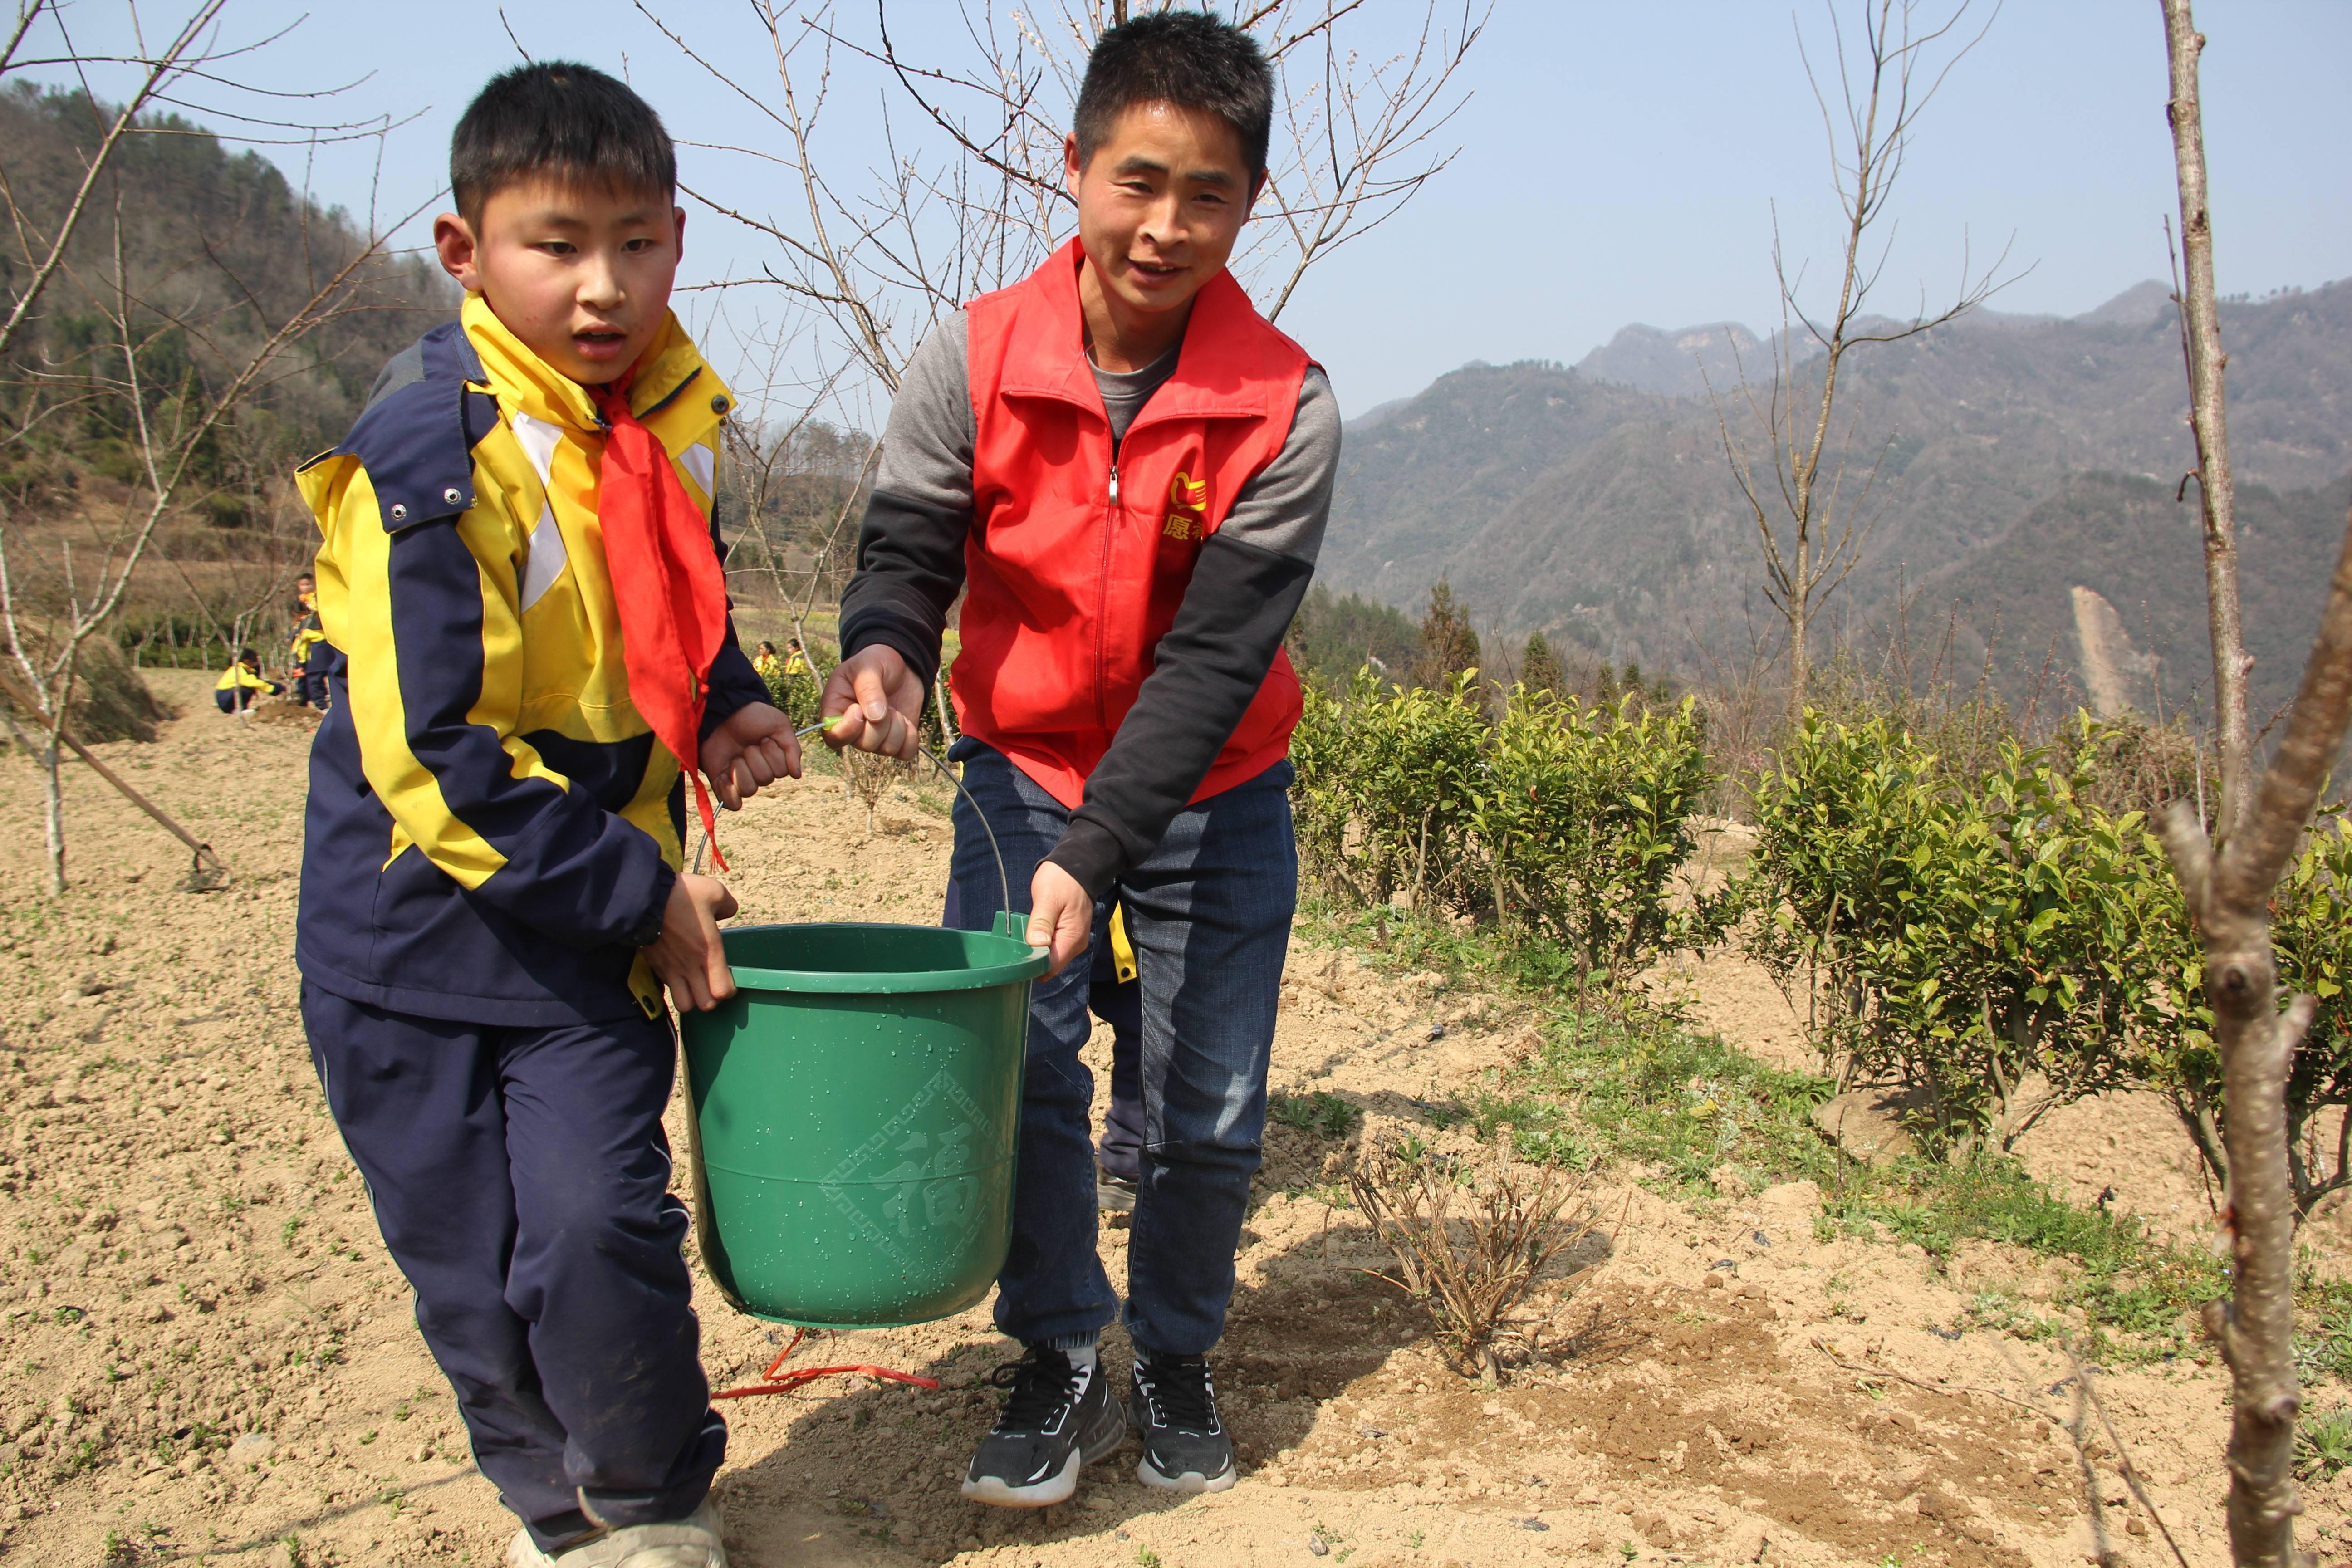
[960,1346,1126,1508]
[1129,1349,1237,1494]
[1096,1164,1139,1213]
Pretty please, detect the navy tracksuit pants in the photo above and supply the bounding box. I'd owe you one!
[300,985,725,1551]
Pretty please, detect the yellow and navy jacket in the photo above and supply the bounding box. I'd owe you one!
[293,296,767,1025]
[216,663,282,695]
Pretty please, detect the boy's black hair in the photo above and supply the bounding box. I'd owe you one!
[238,648,259,663]
[1074,10,1274,181]
[451,62,676,224]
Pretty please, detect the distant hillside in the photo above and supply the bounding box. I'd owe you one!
[1573,321,1771,400]
[1323,278,2352,718]
[0,82,455,509]
[1919,469,2352,726]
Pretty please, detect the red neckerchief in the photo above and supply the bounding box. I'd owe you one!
[593,369,731,872]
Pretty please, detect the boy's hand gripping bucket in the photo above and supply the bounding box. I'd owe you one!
[676,739,1048,1329]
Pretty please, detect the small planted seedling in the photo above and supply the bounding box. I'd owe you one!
[2298,1406,2352,1481]
[1270,1090,1360,1139]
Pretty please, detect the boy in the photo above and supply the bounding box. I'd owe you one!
[294,63,797,1567]
[826,11,1339,1507]
[288,580,335,709]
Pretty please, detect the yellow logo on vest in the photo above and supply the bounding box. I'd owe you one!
[1163,470,1209,542]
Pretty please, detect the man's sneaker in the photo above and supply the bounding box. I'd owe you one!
[1096,1164,1139,1212]
[505,1499,726,1567]
[1129,1350,1237,1494]
[960,1345,1127,1507]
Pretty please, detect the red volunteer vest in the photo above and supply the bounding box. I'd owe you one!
[954,239,1312,809]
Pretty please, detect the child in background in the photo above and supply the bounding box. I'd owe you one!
[212,648,283,714]
[284,573,317,691]
[752,639,783,681]
[294,62,797,1567]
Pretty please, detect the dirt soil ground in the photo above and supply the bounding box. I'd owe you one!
[0,671,2343,1567]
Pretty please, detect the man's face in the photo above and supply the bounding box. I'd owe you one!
[1064,102,1260,325]
[432,177,685,385]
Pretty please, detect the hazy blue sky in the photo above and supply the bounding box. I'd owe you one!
[17,1,2349,418]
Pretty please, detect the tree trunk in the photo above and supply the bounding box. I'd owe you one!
[2157,500,2352,1567]
[1787,599,1812,721]
[2163,0,2253,839]
[41,736,64,896]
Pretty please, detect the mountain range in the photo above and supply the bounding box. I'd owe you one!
[1322,278,2352,723]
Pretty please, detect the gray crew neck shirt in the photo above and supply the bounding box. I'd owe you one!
[1090,341,1183,452]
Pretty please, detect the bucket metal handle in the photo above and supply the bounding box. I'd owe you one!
[737,722,1035,951]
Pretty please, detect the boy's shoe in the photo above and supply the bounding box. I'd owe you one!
[1130,1350,1237,1494]
[505,1499,726,1567]
[960,1345,1126,1507]
[1096,1164,1138,1212]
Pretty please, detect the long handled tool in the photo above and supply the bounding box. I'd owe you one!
[0,666,227,890]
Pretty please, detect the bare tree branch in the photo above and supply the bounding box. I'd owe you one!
[1704,0,2018,719]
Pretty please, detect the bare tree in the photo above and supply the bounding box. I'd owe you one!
[0,1,415,892]
[2148,7,2352,1564]
[639,0,1485,398]
[2160,6,2251,841]
[1706,0,2015,720]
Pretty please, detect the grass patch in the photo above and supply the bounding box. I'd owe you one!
[2298,1403,2352,1481]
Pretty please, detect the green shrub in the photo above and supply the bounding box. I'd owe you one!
[1292,668,1487,909]
[2142,808,2352,1216]
[1294,671,1722,986]
[1743,711,2181,1153]
[2296,1405,2352,1481]
[1473,686,1729,983]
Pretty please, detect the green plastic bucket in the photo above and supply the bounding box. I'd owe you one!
[678,913,1047,1329]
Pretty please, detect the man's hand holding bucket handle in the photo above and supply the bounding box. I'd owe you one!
[824,646,1091,980]
[822,646,923,760]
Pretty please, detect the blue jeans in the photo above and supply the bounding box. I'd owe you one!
[946,740,1297,1357]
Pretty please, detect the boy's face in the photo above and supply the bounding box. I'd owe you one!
[1063,102,1261,326]
[432,178,685,386]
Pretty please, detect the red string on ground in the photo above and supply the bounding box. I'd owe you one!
[711,1328,941,1401]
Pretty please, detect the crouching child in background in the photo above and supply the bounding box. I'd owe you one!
[292,62,799,1567]
[213,648,283,715]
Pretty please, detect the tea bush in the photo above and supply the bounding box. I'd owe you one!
[1473,686,1730,982]
[1292,669,1487,910]
[1292,670,1724,985]
[1744,712,2186,1152]
[1744,708,2352,1204]
[2142,808,2352,1215]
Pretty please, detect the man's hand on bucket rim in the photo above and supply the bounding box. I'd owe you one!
[1027,862,1091,980]
[652,872,739,1012]
[822,647,923,760]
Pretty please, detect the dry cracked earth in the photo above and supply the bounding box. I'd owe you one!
[0,670,2342,1567]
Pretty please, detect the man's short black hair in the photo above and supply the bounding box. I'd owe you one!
[1074,10,1274,181]
[451,62,676,224]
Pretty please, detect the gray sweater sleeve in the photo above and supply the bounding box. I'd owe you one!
[837,314,1341,897]
[834,314,974,691]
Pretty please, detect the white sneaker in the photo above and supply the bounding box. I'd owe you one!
[505,1499,726,1567]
